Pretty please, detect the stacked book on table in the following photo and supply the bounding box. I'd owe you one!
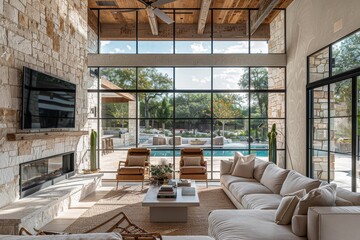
[157,184,177,198]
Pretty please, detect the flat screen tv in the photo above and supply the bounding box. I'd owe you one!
[22,67,76,129]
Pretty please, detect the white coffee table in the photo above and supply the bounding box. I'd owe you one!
[142,181,200,223]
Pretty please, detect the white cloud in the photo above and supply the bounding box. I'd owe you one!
[191,76,210,84]
[190,42,210,53]
[101,41,110,47]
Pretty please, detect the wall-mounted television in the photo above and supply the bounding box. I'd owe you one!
[22,67,76,129]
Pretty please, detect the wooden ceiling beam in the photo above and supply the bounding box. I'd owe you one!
[250,0,280,35]
[197,0,212,34]
[145,7,159,35]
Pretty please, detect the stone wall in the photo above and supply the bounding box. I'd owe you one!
[0,0,90,208]
[309,48,330,83]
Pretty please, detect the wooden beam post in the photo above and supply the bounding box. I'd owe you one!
[145,7,159,36]
[197,0,213,34]
[250,0,280,35]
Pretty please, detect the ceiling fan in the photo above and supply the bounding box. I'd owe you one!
[137,0,176,24]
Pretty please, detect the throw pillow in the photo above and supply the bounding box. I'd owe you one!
[229,152,244,173]
[232,159,255,178]
[280,170,321,196]
[284,189,306,198]
[183,156,201,166]
[291,215,307,237]
[336,187,360,205]
[294,183,337,215]
[335,196,353,206]
[220,160,234,175]
[275,195,300,225]
[253,159,271,181]
[260,163,290,194]
[127,155,147,166]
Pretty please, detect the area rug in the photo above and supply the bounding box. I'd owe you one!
[65,186,235,235]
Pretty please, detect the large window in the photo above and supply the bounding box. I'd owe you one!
[88,67,286,179]
[307,29,360,192]
[92,8,285,54]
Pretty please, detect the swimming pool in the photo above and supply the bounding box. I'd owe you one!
[150,149,269,157]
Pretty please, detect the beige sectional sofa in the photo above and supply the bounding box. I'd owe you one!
[208,156,360,240]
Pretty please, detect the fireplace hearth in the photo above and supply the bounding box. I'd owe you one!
[20,152,75,197]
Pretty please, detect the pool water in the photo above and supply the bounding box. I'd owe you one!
[150,149,269,157]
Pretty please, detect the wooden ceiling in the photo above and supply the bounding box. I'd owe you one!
[88,0,293,40]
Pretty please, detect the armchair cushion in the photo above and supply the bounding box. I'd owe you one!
[127,155,147,166]
[118,167,145,175]
[180,166,207,174]
[183,156,201,166]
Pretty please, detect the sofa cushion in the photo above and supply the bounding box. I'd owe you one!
[118,167,144,175]
[208,209,306,240]
[229,182,272,201]
[220,160,233,175]
[242,194,282,209]
[220,175,257,188]
[291,215,307,237]
[260,164,289,194]
[336,187,360,205]
[183,156,201,166]
[180,166,206,174]
[294,183,337,215]
[275,195,300,225]
[232,159,255,178]
[254,159,271,181]
[280,171,321,196]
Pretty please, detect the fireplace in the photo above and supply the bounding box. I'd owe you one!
[20,152,75,198]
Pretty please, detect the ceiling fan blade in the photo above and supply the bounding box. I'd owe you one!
[152,8,174,24]
[151,0,177,8]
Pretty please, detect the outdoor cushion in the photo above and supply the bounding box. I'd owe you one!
[260,163,289,194]
[280,170,320,196]
[118,166,144,175]
[180,166,206,174]
[294,183,337,215]
[241,194,282,209]
[220,175,257,188]
[183,156,201,166]
[232,159,255,178]
[254,159,271,181]
[127,155,146,166]
[229,182,272,201]
[208,209,305,240]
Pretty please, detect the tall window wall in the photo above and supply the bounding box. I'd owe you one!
[88,67,286,179]
[307,29,360,191]
[90,8,285,54]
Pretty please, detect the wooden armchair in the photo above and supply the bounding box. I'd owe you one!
[180,148,208,187]
[116,148,151,190]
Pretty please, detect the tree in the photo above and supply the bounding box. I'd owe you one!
[100,68,173,128]
[156,97,172,133]
[238,68,268,140]
[105,103,128,128]
[212,94,242,136]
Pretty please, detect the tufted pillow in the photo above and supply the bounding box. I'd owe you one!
[260,163,290,194]
[232,159,255,178]
[183,156,201,166]
[127,155,147,166]
[294,183,337,215]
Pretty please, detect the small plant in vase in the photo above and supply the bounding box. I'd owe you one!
[150,159,173,185]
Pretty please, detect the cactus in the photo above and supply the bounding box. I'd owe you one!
[268,123,277,164]
[90,129,97,171]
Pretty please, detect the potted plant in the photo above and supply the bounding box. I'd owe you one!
[150,159,173,185]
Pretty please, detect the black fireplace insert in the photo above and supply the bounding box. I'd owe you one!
[20,152,75,198]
